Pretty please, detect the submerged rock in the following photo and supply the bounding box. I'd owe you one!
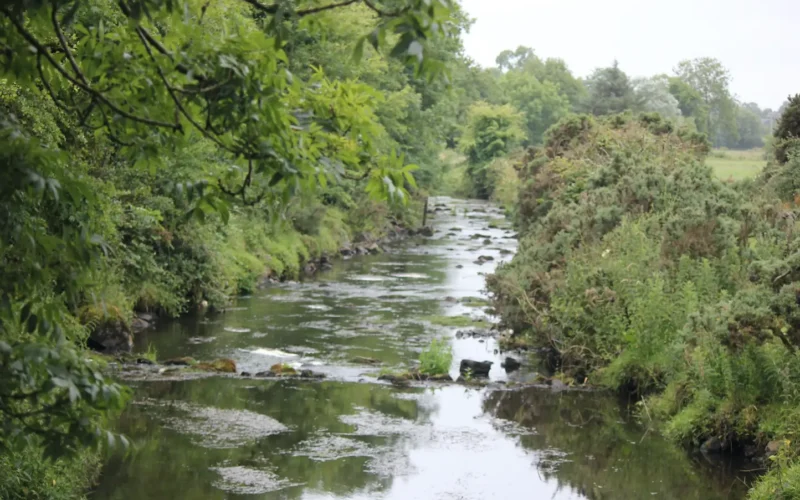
[350,356,381,365]
[501,357,521,372]
[459,359,493,378]
[378,371,453,383]
[163,357,196,366]
[254,364,325,379]
[197,358,237,373]
[455,328,495,339]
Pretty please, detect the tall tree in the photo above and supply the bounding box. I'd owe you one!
[674,58,738,146]
[580,61,638,116]
[501,70,569,145]
[633,75,681,119]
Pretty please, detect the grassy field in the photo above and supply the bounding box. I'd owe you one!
[707,148,767,180]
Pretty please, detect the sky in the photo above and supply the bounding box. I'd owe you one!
[458,0,800,110]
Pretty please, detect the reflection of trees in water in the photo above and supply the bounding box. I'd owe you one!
[483,388,749,500]
[96,378,438,500]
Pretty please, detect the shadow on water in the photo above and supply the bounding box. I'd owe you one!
[91,197,754,500]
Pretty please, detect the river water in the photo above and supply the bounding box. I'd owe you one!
[91,197,751,500]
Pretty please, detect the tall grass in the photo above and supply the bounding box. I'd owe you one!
[418,338,453,375]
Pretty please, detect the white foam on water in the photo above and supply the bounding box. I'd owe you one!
[243,348,298,358]
[223,327,251,333]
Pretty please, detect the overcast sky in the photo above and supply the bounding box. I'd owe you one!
[458,0,800,110]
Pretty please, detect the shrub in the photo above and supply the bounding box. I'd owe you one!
[488,112,800,471]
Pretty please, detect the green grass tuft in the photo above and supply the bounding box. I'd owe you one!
[418,338,453,376]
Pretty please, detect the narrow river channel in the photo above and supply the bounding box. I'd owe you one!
[91,197,751,500]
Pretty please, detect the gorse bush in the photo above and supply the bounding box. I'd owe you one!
[418,338,453,376]
[488,110,800,497]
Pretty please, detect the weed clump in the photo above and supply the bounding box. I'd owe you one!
[418,338,453,376]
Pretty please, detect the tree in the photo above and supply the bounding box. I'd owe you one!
[580,61,638,116]
[459,102,525,198]
[633,75,681,119]
[495,46,584,108]
[668,76,709,133]
[501,70,569,145]
[674,58,738,146]
[734,103,767,149]
[774,94,800,163]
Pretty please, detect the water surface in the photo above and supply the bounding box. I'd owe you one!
[92,197,751,500]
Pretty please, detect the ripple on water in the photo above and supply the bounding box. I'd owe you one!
[187,336,215,344]
[136,399,289,448]
[306,304,333,311]
[223,327,251,333]
[349,274,394,282]
[390,273,430,279]
[210,466,301,494]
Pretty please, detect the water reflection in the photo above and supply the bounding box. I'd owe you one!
[484,387,752,499]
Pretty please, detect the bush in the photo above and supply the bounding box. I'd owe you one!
[418,338,453,376]
[488,113,800,489]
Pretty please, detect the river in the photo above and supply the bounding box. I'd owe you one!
[91,197,751,500]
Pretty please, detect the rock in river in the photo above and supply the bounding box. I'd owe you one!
[501,357,521,372]
[459,359,493,378]
[88,319,133,353]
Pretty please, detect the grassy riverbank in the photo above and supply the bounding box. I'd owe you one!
[483,112,800,497]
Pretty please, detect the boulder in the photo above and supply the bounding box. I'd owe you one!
[299,369,326,379]
[197,358,237,373]
[88,319,133,353]
[163,357,196,366]
[137,312,157,322]
[303,263,317,275]
[418,226,434,237]
[270,363,297,375]
[459,359,493,378]
[766,440,783,457]
[340,247,354,256]
[701,436,723,454]
[501,357,521,372]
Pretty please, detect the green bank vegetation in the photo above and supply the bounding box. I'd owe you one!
[487,96,800,497]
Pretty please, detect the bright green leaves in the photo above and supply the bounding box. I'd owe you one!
[0,298,129,459]
[365,149,418,203]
